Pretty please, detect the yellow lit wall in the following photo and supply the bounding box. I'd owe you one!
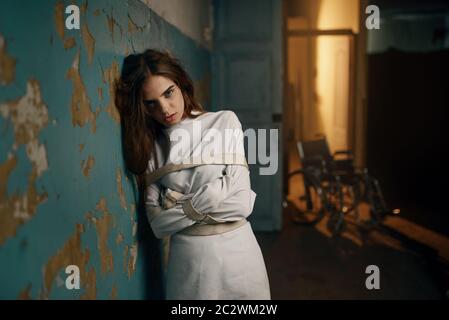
[316,0,358,151]
[317,0,359,33]
[287,0,360,153]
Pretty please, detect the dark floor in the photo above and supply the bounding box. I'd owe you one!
[255,210,449,300]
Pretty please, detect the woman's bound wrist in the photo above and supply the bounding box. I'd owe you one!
[182,199,206,221]
[162,189,187,209]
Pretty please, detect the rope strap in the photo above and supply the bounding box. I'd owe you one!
[144,153,248,187]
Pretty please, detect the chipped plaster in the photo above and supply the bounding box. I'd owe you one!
[0,34,16,85]
[66,51,97,132]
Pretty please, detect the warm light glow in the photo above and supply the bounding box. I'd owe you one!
[316,34,354,152]
[314,0,359,152]
[317,0,359,33]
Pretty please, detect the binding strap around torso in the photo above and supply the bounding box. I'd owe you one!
[144,153,248,187]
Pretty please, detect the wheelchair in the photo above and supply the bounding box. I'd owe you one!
[285,137,398,236]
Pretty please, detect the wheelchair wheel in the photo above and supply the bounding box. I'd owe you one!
[327,210,346,236]
[286,169,326,225]
[338,182,361,224]
[362,174,388,227]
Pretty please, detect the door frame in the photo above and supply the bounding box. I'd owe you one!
[287,29,356,150]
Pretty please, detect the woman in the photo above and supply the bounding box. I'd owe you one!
[115,49,270,300]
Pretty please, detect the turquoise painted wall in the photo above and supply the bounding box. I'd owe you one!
[0,0,211,299]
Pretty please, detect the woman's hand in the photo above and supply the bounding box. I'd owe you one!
[161,187,191,209]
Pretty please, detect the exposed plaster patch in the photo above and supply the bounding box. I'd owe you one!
[18,283,32,300]
[0,34,16,85]
[0,156,17,203]
[81,23,95,65]
[94,198,114,274]
[102,61,120,123]
[54,1,65,40]
[79,143,85,152]
[12,194,30,220]
[64,37,76,50]
[129,244,138,277]
[85,211,94,224]
[110,284,118,300]
[93,9,101,17]
[80,268,96,300]
[115,232,124,245]
[116,168,127,210]
[81,155,95,177]
[66,51,98,133]
[80,1,88,15]
[95,197,107,212]
[43,224,96,299]
[0,79,49,145]
[123,243,138,279]
[26,139,48,177]
[25,167,48,219]
[0,80,49,245]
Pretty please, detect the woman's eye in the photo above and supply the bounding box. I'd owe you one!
[144,101,156,109]
[165,89,174,98]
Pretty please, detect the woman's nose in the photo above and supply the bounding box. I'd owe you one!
[159,100,171,115]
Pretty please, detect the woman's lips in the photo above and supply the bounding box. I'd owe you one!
[165,113,177,122]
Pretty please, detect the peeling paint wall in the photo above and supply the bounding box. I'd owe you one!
[0,0,211,299]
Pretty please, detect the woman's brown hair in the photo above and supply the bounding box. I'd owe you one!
[114,49,204,190]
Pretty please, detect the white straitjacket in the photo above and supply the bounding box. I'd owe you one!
[144,110,271,300]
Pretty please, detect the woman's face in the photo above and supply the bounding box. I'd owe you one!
[142,75,185,127]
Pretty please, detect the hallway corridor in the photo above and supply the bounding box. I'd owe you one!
[253,148,449,299]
